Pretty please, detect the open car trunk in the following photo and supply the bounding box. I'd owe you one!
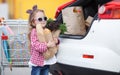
[49,0,120,75]
[55,0,112,23]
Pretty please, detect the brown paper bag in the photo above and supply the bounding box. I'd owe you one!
[62,6,86,35]
[36,24,46,42]
[36,24,60,60]
[85,16,93,27]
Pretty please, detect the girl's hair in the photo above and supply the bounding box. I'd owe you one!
[26,5,45,50]
[28,9,45,40]
[28,9,44,28]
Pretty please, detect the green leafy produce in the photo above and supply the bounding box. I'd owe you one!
[46,18,54,26]
[46,18,67,34]
[59,23,67,34]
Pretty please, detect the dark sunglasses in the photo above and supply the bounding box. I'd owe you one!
[37,17,47,22]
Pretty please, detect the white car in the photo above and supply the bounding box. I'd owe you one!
[50,0,120,75]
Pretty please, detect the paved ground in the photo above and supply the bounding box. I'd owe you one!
[1,67,52,75]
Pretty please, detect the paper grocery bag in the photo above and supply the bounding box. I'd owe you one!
[62,6,86,35]
[43,29,61,60]
[36,24,60,60]
[36,24,46,42]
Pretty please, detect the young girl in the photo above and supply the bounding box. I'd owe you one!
[26,5,58,75]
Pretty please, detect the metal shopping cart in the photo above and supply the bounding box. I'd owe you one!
[0,20,30,75]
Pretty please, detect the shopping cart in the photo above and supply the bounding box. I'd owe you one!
[0,20,30,75]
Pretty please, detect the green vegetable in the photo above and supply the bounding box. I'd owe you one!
[47,18,54,26]
[59,23,67,34]
[47,18,67,34]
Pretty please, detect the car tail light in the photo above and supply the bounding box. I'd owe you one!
[98,5,106,14]
[98,0,120,19]
[112,9,120,18]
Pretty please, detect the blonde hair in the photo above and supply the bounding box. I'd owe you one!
[28,9,44,28]
[27,9,45,50]
[28,9,44,38]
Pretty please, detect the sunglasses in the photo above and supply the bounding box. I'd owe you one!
[37,17,47,22]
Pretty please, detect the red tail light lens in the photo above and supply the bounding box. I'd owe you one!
[98,1,120,19]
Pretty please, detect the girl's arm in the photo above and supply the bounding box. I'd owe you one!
[31,29,47,53]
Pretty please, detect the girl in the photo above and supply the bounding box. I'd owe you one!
[26,5,58,75]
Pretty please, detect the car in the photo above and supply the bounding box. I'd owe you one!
[50,0,120,75]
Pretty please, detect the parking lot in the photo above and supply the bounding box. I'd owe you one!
[0,67,52,75]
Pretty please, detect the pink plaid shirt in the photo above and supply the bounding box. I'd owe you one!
[30,28,47,66]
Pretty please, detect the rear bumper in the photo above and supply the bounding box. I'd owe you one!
[50,63,120,75]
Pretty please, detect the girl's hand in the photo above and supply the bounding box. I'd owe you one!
[47,40,55,47]
[53,37,58,44]
[53,37,60,45]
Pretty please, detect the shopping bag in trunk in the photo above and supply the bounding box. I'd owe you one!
[62,6,86,35]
